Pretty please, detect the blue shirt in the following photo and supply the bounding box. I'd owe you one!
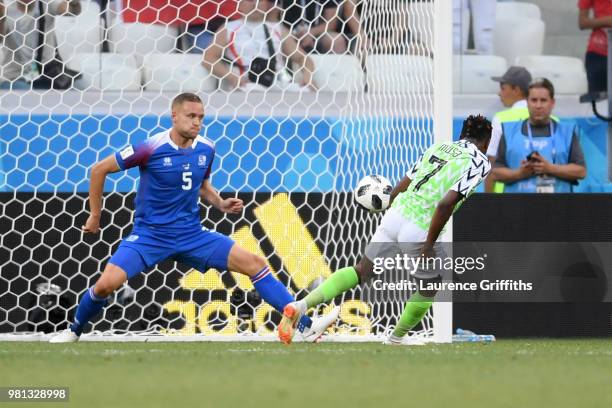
[115,131,215,229]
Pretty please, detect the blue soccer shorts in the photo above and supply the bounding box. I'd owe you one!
[108,225,235,279]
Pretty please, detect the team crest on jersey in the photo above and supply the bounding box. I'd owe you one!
[163,157,172,167]
[198,155,206,167]
[183,163,190,170]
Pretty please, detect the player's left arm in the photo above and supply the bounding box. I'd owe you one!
[422,191,463,256]
[199,179,243,214]
[422,156,491,255]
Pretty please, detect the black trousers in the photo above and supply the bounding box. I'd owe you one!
[585,51,608,93]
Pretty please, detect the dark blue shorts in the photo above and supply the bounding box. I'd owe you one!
[108,225,235,279]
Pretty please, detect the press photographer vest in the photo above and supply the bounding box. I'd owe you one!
[501,120,574,193]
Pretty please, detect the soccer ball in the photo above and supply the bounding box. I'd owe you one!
[354,175,392,212]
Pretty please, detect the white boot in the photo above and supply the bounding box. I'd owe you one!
[295,306,340,343]
[49,328,79,343]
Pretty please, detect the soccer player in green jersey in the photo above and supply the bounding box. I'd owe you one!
[278,115,492,344]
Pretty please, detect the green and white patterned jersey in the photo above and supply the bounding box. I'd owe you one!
[392,140,491,231]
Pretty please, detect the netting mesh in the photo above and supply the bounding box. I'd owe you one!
[0,0,447,341]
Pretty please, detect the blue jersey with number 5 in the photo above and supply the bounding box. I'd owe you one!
[115,130,215,229]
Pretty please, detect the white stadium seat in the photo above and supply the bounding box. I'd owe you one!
[309,54,364,92]
[65,53,141,91]
[143,54,217,92]
[496,2,542,20]
[494,17,545,67]
[514,55,588,94]
[366,55,432,93]
[109,22,178,65]
[55,1,102,60]
[454,55,507,94]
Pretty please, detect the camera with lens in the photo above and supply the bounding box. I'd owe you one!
[248,57,276,88]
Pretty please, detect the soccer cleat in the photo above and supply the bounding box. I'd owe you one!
[49,329,80,343]
[295,306,340,343]
[383,334,404,346]
[278,302,303,345]
[383,334,426,346]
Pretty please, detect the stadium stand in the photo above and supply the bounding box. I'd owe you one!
[309,54,364,92]
[109,22,178,66]
[496,1,542,20]
[493,16,545,65]
[142,53,217,92]
[366,55,433,93]
[453,55,507,94]
[515,55,589,94]
[55,1,102,61]
[68,53,141,91]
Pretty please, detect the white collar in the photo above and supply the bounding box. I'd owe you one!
[512,99,528,109]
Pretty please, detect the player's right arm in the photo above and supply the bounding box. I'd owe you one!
[389,176,411,206]
[82,155,120,234]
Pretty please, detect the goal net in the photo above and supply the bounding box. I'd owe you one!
[0,0,452,342]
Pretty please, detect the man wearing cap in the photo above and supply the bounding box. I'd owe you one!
[484,66,533,192]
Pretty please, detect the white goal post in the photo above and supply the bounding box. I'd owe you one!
[0,0,453,343]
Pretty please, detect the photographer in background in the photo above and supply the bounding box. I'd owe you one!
[492,78,587,193]
[0,0,81,90]
[203,0,316,92]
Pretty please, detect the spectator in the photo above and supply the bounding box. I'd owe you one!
[0,0,81,90]
[492,78,586,193]
[453,0,495,55]
[203,0,316,91]
[335,0,429,56]
[485,66,532,192]
[280,0,345,54]
[578,0,612,93]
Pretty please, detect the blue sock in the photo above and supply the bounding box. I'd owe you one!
[251,267,312,332]
[70,287,108,336]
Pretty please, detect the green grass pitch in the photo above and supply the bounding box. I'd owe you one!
[1,339,611,408]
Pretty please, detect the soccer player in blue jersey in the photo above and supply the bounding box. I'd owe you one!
[50,93,338,342]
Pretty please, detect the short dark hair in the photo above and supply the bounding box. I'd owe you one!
[171,93,203,109]
[528,78,555,99]
[460,114,492,142]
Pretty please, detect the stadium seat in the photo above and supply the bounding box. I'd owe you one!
[514,56,588,94]
[309,54,364,92]
[55,1,102,60]
[109,22,178,65]
[366,55,432,93]
[453,55,507,94]
[494,17,545,66]
[143,54,217,92]
[496,2,542,20]
[65,53,141,91]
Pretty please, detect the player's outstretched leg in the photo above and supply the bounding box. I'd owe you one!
[278,257,372,344]
[385,293,433,345]
[385,278,438,345]
[49,263,128,343]
[227,244,337,344]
